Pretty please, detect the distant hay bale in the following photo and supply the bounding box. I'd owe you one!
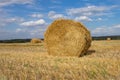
[31,38,42,43]
[44,19,92,57]
[107,38,111,41]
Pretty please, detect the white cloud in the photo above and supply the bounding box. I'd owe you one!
[6,17,24,23]
[0,0,33,7]
[66,5,118,22]
[67,5,117,17]
[30,13,44,18]
[51,0,61,4]
[0,17,24,27]
[113,24,120,28]
[15,26,47,39]
[97,18,102,21]
[16,28,22,32]
[75,16,92,21]
[15,28,27,33]
[48,11,66,19]
[92,24,120,36]
[20,19,46,27]
[49,5,61,9]
[30,28,46,36]
[0,29,31,40]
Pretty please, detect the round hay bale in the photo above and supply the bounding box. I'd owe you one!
[44,19,92,57]
[31,38,42,43]
[107,37,111,41]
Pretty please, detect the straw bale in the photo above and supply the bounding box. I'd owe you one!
[31,38,42,43]
[107,38,111,41]
[44,19,92,57]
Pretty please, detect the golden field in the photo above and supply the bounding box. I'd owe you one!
[0,40,120,80]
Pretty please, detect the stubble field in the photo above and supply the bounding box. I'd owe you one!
[0,40,120,80]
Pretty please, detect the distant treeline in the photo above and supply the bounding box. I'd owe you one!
[0,39,31,43]
[0,39,44,43]
[0,36,120,43]
[92,35,120,40]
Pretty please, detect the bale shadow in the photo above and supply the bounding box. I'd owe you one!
[80,50,96,57]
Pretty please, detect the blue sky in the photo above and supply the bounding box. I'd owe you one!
[0,0,120,40]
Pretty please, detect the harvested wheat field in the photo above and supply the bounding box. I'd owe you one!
[0,40,120,80]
